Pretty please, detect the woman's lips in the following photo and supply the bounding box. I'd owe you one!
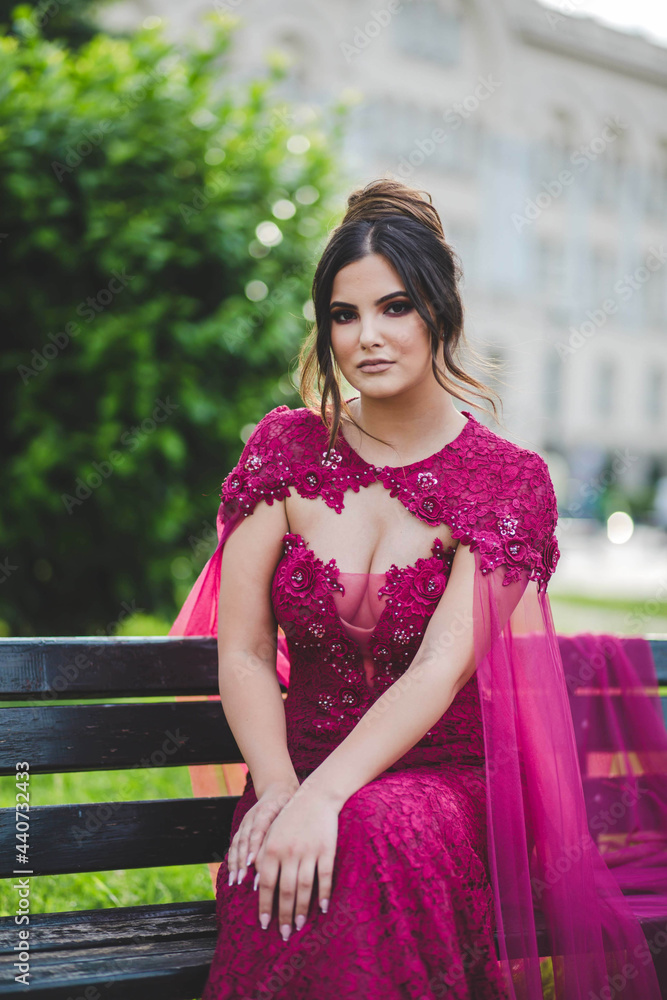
[358,362,394,373]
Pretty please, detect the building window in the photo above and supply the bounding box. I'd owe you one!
[646,367,664,422]
[544,352,562,418]
[355,96,480,177]
[536,237,565,299]
[530,137,570,193]
[643,252,666,329]
[392,0,462,65]
[589,247,617,310]
[592,153,623,208]
[595,359,615,419]
[644,141,667,219]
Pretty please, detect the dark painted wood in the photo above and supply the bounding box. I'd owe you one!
[0,899,216,951]
[0,901,217,1000]
[0,797,238,878]
[0,635,661,700]
[0,702,244,776]
[0,636,219,699]
[650,639,667,681]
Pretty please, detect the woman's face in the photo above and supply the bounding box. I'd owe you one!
[329,253,437,399]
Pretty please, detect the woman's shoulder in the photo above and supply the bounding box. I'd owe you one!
[460,416,560,585]
[219,404,322,516]
[469,414,553,487]
[244,403,317,452]
[464,416,558,536]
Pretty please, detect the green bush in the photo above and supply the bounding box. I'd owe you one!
[0,8,349,635]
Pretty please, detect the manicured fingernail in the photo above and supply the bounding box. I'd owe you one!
[320,898,329,913]
[246,852,253,866]
[253,872,259,891]
[281,923,291,942]
[237,868,245,885]
[260,912,270,930]
[228,871,234,886]
[295,914,306,931]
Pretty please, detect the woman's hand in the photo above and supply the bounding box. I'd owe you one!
[254,786,340,942]
[227,777,300,887]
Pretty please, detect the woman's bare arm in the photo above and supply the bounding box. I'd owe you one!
[297,541,496,809]
[217,498,298,799]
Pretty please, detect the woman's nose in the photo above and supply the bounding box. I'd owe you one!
[358,316,383,345]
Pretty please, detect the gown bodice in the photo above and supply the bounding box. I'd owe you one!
[271,528,485,777]
[219,398,559,783]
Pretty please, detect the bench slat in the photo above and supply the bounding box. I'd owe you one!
[0,903,218,998]
[569,694,667,747]
[0,900,216,952]
[0,702,244,775]
[1,696,663,775]
[0,899,662,999]
[0,637,662,700]
[0,937,216,1000]
[647,638,667,681]
[0,798,238,877]
[0,637,219,699]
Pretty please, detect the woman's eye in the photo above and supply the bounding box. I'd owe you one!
[330,301,411,324]
[331,310,354,323]
[386,301,411,315]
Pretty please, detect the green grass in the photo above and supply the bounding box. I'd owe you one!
[0,763,216,916]
[549,592,667,636]
[0,610,217,917]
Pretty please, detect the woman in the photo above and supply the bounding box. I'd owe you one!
[170,179,662,999]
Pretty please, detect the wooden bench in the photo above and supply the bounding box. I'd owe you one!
[0,635,665,999]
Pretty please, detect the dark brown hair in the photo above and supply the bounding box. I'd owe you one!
[296,177,504,461]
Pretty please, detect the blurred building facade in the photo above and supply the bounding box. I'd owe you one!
[102,0,667,518]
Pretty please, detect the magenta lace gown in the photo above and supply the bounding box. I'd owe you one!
[171,402,663,1000]
[200,405,521,1000]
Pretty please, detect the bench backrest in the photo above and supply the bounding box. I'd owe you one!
[0,637,261,879]
[0,635,665,880]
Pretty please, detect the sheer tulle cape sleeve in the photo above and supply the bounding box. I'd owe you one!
[170,403,292,654]
[168,406,293,886]
[469,458,663,999]
[558,632,667,919]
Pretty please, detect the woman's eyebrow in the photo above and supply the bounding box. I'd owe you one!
[329,290,408,309]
